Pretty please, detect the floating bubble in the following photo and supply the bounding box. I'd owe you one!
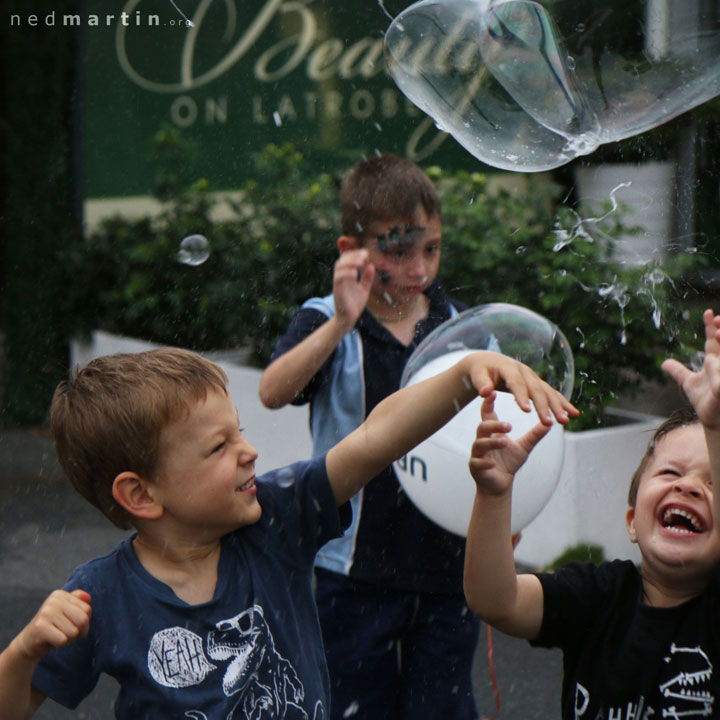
[276,467,296,489]
[177,234,210,266]
[384,0,720,171]
[394,304,573,536]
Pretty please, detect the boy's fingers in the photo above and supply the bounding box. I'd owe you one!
[360,262,376,288]
[71,589,92,604]
[662,357,691,386]
[480,393,497,421]
[517,422,552,454]
[475,419,510,439]
[469,456,497,472]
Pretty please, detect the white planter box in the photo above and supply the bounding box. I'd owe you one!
[574,162,675,267]
[515,408,664,568]
[71,331,664,569]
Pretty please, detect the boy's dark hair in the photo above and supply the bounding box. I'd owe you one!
[340,153,441,238]
[50,348,229,529]
[627,406,700,507]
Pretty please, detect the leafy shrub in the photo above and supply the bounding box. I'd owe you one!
[432,167,701,428]
[541,543,606,571]
[66,130,702,428]
[68,133,340,361]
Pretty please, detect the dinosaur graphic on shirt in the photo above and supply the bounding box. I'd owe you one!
[207,604,322,720]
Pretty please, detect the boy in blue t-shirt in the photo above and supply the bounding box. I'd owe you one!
[0,345,575,718]
[463,309,720,719]
[259,153,477,720]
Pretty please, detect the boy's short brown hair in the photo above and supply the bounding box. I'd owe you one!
[50,348,229,529]
[340,153,441,238]
[627,406,699,507]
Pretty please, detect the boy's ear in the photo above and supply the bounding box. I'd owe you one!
[337,235,360,253]
[625,507,638,544]
[112,472,164,521]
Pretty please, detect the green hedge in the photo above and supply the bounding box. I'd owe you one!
[64,130,701,429]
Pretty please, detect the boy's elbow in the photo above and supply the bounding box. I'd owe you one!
[258,385,285,409]
[258,371,286,409]
[463,582,508,627]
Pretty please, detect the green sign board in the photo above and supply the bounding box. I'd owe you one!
[82,0,478,199]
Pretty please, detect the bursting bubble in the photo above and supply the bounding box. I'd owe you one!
[394,304,574,536]
[178,234,210,266]
[384,0,720,171]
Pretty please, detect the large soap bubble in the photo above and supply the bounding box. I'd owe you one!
[384,0,720,171]
[394,304,573,536]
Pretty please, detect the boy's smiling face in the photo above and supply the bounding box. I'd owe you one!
[626,423,720,588]
[152,389,262,536]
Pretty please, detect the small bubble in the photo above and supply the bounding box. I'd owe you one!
[177,234,210,266]
[690,352,705,372]
[646,268,666,285]
[276,468,295,488]
[515,245,526,255]
[575,23,586,32]
[566,55,576,70]
[343,700,360,718]
[273,111,282,127]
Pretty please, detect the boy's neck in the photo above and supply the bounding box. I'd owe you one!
[367,292,428,324]
[132,532,222,605]
[640,569,709,608]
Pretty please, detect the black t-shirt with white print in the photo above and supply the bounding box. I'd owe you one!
[533,559,720,720]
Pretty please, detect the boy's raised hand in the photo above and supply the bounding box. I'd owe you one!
[333,249,375,332]
[469,393,552,496]
[662,309,720,429]
[464,351,578,427]
[14,589,91,660]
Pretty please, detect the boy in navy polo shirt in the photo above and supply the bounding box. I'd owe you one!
[259,153,477,720]
[0,346,575,718]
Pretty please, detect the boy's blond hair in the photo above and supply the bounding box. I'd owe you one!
[50,348,229,529]
[627,406,699,507]
[340,153,441,238]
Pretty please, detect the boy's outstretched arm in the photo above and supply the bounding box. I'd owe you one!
[326,350,578,507]
[662,308,720,525]
[0,589,91,720]
[259,249,374,408]
[463,394,546,639]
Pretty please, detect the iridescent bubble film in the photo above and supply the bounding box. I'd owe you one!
[384,0,720,171]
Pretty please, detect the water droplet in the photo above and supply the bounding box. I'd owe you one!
[276,468,295,488]
[646,268,666,285]
[177,234,210,266]
[343,700,360,718]
[690,352,705,372]
[652,306,662,329]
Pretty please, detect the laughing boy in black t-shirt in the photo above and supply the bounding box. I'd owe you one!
[463,308,720,720]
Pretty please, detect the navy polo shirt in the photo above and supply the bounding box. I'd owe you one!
[271,282,469,593]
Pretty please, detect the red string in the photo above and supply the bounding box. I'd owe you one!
[482,625,501,720]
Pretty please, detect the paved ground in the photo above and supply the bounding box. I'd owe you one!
[0,428,562,719]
